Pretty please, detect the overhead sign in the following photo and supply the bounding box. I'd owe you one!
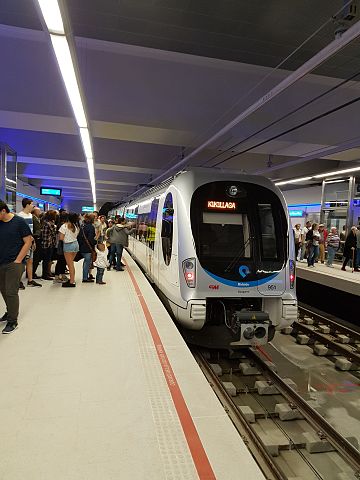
[82,206,94,212]
[207,201,236,210]
[289,210,304,217]
[40,187,62,196]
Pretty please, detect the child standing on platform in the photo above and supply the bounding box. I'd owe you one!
[94,243,109,285]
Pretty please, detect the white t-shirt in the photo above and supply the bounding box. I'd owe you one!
[59,223,79,243]
[17,211,33,233]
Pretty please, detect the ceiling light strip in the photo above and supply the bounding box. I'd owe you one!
[275,165,360,186]
[36,0,96,205]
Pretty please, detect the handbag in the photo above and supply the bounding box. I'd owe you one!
[81,225,97,263]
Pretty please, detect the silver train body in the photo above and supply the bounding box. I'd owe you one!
[123,168,297,348]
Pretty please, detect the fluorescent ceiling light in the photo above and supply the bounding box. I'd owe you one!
[36,0,64,34]
[325,179,347,184]
[313,166,360,178]
[79,128,93,158]
[275,177,312,186]
[50,34,87,128]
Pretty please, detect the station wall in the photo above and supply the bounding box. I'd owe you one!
[281,185,322,227]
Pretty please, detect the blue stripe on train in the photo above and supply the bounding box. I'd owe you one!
[204,270,279,288]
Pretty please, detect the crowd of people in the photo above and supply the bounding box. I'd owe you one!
[0,197,134,334]
[293,221,360,271]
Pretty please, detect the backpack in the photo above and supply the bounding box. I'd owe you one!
[305,229,313,241]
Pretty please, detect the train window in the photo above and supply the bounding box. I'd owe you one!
[161,193,174,265]
[258,204,278,259]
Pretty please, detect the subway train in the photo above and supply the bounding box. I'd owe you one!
[122,168,298,348]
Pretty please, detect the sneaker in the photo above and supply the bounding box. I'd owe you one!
[41,276,53,281]
[0,313,9,323]
[19,281,25,290]
[33,273,40,279]
[96,281,106,285]
[62,281,76,288]
[2,323,18,334]
[27,280,42,287]
[82,279,94,283]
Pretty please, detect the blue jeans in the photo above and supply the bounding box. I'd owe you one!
[326,246,336,266]
[307,244,319,266]
[82,252,92,281]
[96,267,105,283]
[109,244,124,270]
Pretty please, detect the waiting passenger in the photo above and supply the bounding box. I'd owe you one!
[326,227,340,268]
[300,221,311,262]
[0,200,32,334]
[41,210,57,280]
[341,226,359,272]
[32,207,42,279]
[293,223,302,260]
[78,213,97,283]
[340,225,346,253]
[318,224,328,264]
[54,210,69,283]
[94,242,109,285]
[307,223,320,267]
[59,212,80,287]
[107,217,134,271]
[17,198,42,288]
[356,225,360,268]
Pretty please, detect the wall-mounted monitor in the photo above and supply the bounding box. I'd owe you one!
[40,187,62,196]
[82,206,94,212]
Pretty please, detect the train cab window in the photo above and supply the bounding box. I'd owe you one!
[161,193,174,265]
[258,204,277,259]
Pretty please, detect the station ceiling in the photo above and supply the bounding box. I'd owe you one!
[1,0,360,207]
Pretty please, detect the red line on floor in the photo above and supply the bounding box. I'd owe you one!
[126,262,216,480]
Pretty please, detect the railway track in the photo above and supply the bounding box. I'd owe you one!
[193,346,360,480]
[287,304,360,371]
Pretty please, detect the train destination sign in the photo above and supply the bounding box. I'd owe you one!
[207,200,236,210]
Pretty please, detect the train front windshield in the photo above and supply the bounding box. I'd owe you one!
[190,182,287,282]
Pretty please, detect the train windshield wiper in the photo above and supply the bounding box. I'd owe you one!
[224,236,255,273]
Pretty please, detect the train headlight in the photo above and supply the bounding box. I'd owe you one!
[182,258,196,288]
[289,259,295,289]
[243,327,255,340]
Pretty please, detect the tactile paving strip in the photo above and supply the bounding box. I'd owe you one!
[124,268,199,480]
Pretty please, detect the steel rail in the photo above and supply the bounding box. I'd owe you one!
[299,304,360,343]
[192,349,287,480]
[293,321,360,364]
[249,349,360,473]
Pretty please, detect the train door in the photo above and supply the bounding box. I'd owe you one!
[145,198,159,282]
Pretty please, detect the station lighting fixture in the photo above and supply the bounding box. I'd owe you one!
[275,165,360,187]
[35,0,96,205]
[275,177,312,186]
[36,0,64,34]
[313,166,360,178]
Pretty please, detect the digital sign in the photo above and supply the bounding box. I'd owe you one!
[207,201,236,210]
[289,210,304,217]
[82,206,95,212]
[40,187,62,196]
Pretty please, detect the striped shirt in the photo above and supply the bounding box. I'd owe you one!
[327,233,340,249]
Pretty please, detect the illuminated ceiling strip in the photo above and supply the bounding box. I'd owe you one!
[36,0,96,205]
[16,191,61,208]
[276,165,360,186]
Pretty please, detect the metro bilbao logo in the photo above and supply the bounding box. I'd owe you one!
[207,201,236,210]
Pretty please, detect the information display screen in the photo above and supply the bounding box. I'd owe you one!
[82,206,94,212]
[40,187,62,196]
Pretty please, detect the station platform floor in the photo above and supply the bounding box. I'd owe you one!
[0,251,265,480]
[296,261,360,296]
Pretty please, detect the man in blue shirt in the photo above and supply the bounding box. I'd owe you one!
[0,200,32,333]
